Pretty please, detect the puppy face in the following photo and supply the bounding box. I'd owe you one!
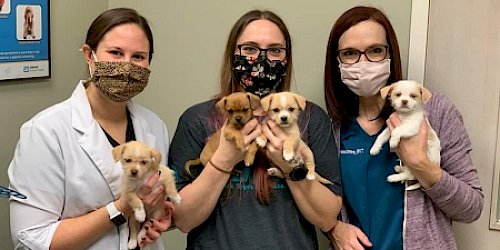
[112,141,161,180]
[215,92,260,129]
[380,80,432,113]
[261,92,306,127]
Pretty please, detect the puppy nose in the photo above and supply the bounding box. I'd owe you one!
[402,100,408,105]
[235,117,242,123]
[131,169,138,176]
[280,116,288,122]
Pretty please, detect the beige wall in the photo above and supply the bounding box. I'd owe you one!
[1,1,412,249]
[425,0,500,249]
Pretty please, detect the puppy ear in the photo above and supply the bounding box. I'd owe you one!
[260,94,273,111]
[380,85,393,100]
[247,93,261,110]
[420,85,433,103]
[112,144,126,161]
[150,149,162,166]
[292,93,307,111]
[215,97,227,113]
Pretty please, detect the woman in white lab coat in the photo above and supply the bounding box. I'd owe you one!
[8,8,173,250]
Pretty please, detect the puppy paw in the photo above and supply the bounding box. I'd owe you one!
[389,138,400,149]
[267,168,282,178]
[394,165,405,173]
[255,137,267,147]
[244,158,254,167]
[306,172,316,181]
[283,150,294,161]
[387,173,405,183]
[369,146,381,155]
[406,182,422,191]
[128,239,138,250]
[134,207,146,222]
[169,194,182,205]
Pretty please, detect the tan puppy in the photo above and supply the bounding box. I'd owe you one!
[184,92,262,178]
[369,80,441,190]
[261,92,332,184]
[112,140,181,249]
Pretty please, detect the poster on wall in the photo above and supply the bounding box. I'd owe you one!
[0,0,50,81]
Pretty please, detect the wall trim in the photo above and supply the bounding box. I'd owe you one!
[407,0,430,83]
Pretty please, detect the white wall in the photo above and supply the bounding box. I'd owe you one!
[425,0,500,249]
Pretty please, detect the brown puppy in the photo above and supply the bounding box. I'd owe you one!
[112,140,181,249]
[184,92,262,178]
[261,92,332,184]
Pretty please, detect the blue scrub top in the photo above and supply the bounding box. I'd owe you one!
[340,118,404,250]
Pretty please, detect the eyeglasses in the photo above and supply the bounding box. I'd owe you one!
[0,185,27,199]
[337,45,389,64]
[237,44,288,61]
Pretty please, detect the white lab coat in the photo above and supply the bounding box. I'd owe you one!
[8,81,169,250]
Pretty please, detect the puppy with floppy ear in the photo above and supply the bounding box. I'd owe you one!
[113,140,181,249]
[184,92,262,178]
[261,92,332,184]
[370,80,441,190]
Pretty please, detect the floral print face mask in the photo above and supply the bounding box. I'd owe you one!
[232,55,286,97]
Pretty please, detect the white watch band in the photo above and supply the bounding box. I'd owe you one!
[106,201,121,219]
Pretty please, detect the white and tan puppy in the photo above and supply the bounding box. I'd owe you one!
[370,80,441,190]
[261,92,332,184]
[112,140,181,249]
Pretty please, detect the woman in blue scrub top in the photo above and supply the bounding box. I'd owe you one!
[323,6,483,250]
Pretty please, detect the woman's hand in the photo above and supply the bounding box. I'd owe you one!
[116,172,165,218]
[138,201,175,248]
[386,113,442,188]
[329,221,372,250]
[261,119,295,174]
[386,113,429,166]
[211,118,262,169]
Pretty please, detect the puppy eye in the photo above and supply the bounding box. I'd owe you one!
[395,93,401,97]
[124,158,132,163]
[410,94,417,98]
[140,160,148,165]
[242,108,249,112]
[272,108,280,113]
[288,107,295,112]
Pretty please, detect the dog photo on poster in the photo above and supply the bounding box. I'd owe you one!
[0,0,50,81]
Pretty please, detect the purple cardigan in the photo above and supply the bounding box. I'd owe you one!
[335,93,483,250]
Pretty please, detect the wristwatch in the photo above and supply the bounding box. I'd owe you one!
[288,165,308,181]
[106,201,127,226]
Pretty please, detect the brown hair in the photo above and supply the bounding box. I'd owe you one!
[85,8,154,63]
[217,9,293,99]
[324,6,402,124]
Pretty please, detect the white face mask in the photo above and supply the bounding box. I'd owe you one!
[339,59,391,97]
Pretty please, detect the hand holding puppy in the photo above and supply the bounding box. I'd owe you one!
[210,118,262,172]
[261,119,296,175]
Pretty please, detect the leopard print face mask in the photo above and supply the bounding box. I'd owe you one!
[89,51,150,102]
